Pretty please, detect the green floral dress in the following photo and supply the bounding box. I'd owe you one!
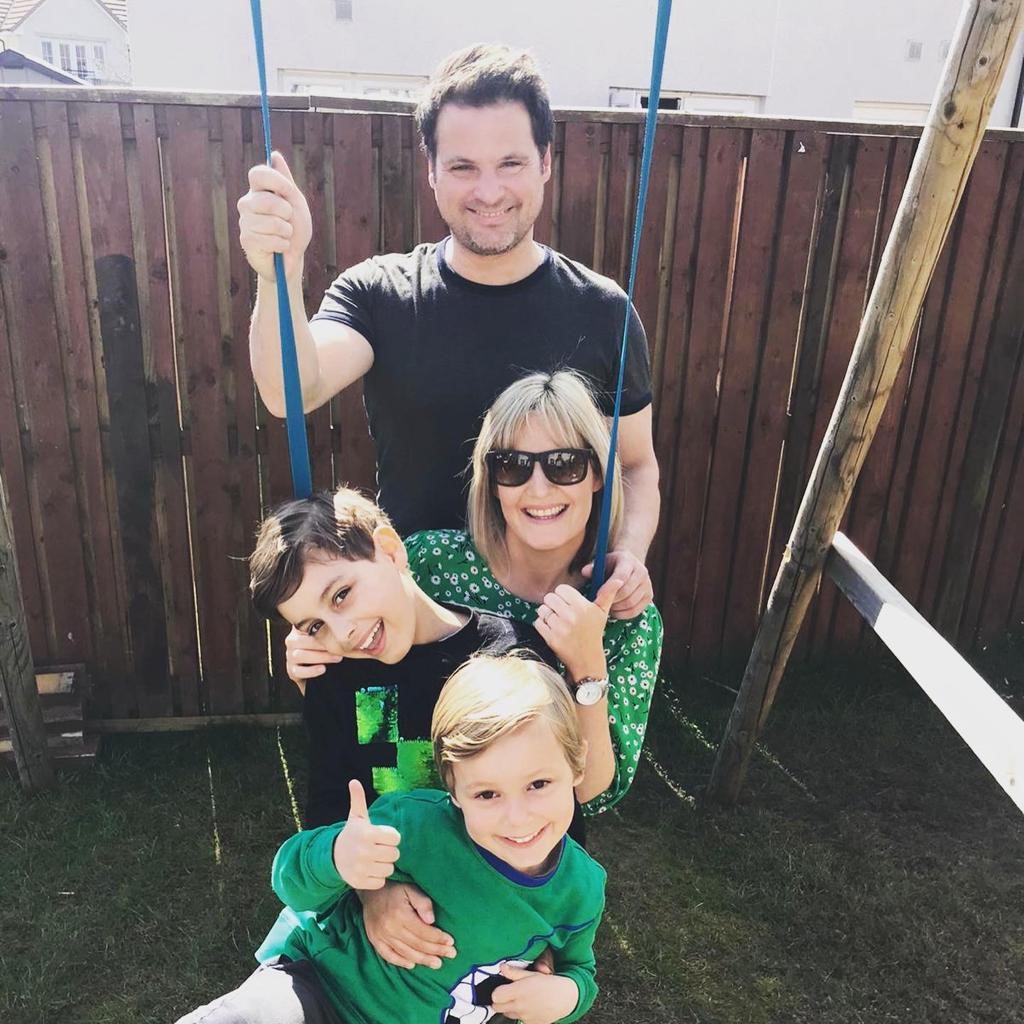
[406,529,663,815]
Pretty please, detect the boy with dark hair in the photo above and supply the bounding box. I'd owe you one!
[249,485,555,828]
[175,655,606,1024]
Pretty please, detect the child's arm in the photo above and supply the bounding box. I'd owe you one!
[272,780,401,913]
[489,911,603,1024]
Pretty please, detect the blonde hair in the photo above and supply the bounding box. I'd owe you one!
[467,370,624,573]
[432,653,586,792]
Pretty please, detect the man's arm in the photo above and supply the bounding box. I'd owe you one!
[615,404,660,560]
[250,274,373,417]
[239,152,373,416]
[584,404,660,619]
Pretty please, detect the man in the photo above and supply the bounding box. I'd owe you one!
[238,43,659,619]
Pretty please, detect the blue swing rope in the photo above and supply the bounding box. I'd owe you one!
[590,0,673,593]
[249,0,313,498]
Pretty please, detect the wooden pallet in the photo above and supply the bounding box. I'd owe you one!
[0,664,99,768]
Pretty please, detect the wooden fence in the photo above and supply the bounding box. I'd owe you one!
[1,87,1022,721]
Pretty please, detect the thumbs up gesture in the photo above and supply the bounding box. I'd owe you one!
[332,780,402,890]
[533,578,623,682]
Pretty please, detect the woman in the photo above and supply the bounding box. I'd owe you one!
[284,370,662,970]
[405,369,662,814]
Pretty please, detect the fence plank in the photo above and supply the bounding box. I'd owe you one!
[215,105,269,713]
[720,131,826,661]
[634,127,679,407]
[0,109,49,662]
[917,143,1024,622]
[659,127,744,667]
[162,104,243,714]
[601,123,637,285]
[132,102,201,715]
[559,120,603,266]
[380,114,414,256]
[807,134,890,658]
[34,100,127,694]
[829,135,918,653]
[934,152,1024,640]
[961,338,1024,647]
[331,113,378,496]
[888,140,1007,618]
[650,125,703,602]
[691,129,786,667]
[76,100,172,717]
[292,112,337,494]
[768,134,849,659]
[0,101,91,667]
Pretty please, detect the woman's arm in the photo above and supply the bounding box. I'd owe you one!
[533,579,621,804]
[583,604,663,814]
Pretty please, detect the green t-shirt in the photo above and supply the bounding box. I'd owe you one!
[259,790,606,1024]
[406,530,663,814]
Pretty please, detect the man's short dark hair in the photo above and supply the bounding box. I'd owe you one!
[249,486,390,620]
[415,43,554,164]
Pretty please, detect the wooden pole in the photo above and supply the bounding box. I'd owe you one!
[0,469,55,792]
[707,0,1024,805]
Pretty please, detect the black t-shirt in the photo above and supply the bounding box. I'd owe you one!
[302,607,557,829]
[313,240,653,535]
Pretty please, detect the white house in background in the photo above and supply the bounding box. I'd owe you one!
[0,0,130,85]
[127,0,1024,127]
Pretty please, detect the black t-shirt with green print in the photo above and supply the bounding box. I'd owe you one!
[302,605,556,829]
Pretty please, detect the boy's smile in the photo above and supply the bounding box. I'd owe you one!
[450,717,583,876]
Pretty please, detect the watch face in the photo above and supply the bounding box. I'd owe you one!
[575,680,607,705]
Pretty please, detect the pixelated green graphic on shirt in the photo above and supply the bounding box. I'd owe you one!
[371,740,439,795]
[356,686,399,744]
[357,686,439,793]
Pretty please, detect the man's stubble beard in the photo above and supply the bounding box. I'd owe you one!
[448,219,533,258]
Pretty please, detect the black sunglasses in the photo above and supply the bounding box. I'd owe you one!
[486,448,595,487]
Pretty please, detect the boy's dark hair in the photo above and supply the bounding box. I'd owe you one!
[249,486,391,620]
[415,43,553,164]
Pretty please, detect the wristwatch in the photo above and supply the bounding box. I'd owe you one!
[573,676,610,706]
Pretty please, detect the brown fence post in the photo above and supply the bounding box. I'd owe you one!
[707,0,1024,805]
[0,468,55,792]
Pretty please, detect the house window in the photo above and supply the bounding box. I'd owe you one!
[609,86,763,115]
[640,95,681,110]
[335,0,353,19]
[40,37,106,79]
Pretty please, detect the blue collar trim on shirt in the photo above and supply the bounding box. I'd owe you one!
[473,837,565,887]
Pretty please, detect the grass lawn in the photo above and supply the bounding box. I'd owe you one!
[2,651,1022,1024]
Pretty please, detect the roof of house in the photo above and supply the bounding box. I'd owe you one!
[0,45,84,81]
[0,0,128,32]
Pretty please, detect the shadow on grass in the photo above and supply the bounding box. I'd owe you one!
[2,660,1022,1024]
